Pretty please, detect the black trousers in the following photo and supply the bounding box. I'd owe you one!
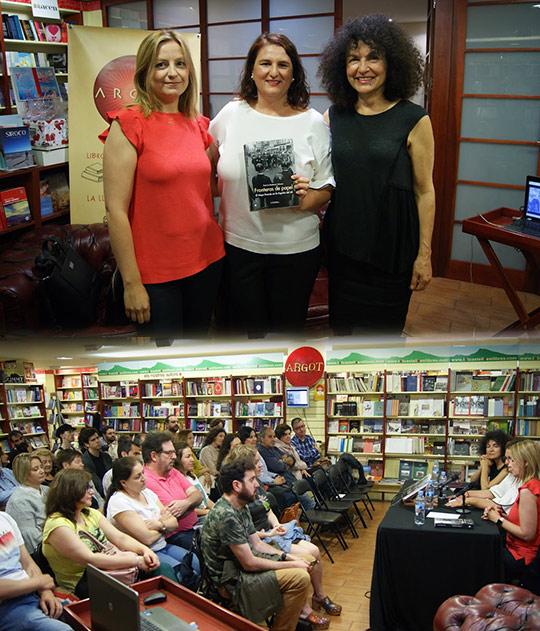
[328,251,412,336]
[139,257,224,337]
[224,243,320,336]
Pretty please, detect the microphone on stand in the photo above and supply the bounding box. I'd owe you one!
[453,482,473,515]
[438,473,459,496]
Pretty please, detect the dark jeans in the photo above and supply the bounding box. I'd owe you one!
[139,257,224,337]
[328,251,412,336]
[166,528,195,550]
[224,243,320,336]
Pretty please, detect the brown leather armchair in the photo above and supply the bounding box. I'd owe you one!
[433,583,540,631]
[0,223,329,336]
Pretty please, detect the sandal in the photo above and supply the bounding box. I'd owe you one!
[312,596,342,616]
[301,613,330,630]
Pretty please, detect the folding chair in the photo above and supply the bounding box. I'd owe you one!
[311,467,359,538]
[292,478,348,563]
[335,460,374,518]
[327,464,369,528]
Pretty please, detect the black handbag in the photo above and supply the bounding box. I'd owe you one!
[34,236,101,328]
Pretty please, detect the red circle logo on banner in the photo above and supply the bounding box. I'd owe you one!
[93,56,137,121]
[285,347,325,387]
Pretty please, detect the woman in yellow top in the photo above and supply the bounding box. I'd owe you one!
[42,468,159,598]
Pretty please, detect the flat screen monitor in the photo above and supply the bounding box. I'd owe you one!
[286,386,309,407]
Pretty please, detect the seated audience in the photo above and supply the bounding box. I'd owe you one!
[0,512,71,631]
[143,432,202,550]
[199,428,226,477]
[238,425,258,447]
[100,426,118,461]
[52,425,75,453]
[0,462,18,509]
[226,445,341,628]
[54,449,104,510]
[43,468,159,597]
[6,454,48,553]
[8,431,32,467]
[175,442,214,520]
[105,456,197,581]
[275,424,310,480]
[102,437,142,496]
[165,416,181,436]
[216,433,241,472]
[290,419,324,469]
[80,428,112,497]
[33,449,56,486]
[470,430,510,490]
[483,440,540,584]
[201,456,313,631]
[174,429,211,487]
[1,448,9,467]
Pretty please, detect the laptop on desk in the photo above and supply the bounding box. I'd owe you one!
[87,565,193,631]
[504,175,540,237]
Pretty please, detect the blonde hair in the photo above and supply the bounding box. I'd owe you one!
[131,30,198,119]
[508,440,540,484]
[12,452,42,484]
[33,447,53,462]
[224,443,257,467]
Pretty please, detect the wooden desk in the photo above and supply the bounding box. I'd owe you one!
[462,207,540,335]
[63,576,263,631]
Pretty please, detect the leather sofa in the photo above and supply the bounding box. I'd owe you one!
[0,223,329,336]
[433,583,540,631]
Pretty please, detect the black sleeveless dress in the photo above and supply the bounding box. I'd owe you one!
[326,100,428,334]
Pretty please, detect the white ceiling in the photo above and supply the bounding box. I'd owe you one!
[343,0,428,23]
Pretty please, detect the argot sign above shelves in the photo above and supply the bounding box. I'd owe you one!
[285,347,325,387]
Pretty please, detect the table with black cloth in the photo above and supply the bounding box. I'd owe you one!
[369,497,505,631]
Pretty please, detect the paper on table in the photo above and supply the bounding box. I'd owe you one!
[428,511,460,520]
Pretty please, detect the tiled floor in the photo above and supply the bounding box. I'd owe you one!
[404,277,540,339]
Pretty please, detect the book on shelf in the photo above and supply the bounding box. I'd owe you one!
[0,126,34,171]
[363,418,383,433]
[244,138,299,211]
[368,459,384,481]
[328,373,382,393]
[519,372,540,392]
[327,420,339,433]
[399,459,428,481]
[518,396,540,418]
[0,186,31,227]
[349,419,361,433]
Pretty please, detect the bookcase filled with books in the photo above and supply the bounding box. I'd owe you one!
[185,377,232,449]
[54,369,99,430]
[325,372,385,469]
[140,377,184,432]
[383,370,449,478]
[516,369,540,439]
[232,375,284,434]
[446,369,516,474]
[100,380,143,434]
[0,381,48,453]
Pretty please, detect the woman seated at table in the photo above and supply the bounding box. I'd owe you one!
[225,444,341,628]
[470,430,510,490]
[274,424,310,480]
[33,448,56,486]
[483,439,540,583]
[6,453,49,553]
[43,468,160,597]
[175,442,214,521]
[105,456,196,583]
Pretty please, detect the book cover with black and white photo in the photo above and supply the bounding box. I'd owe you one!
[243,138,299,211]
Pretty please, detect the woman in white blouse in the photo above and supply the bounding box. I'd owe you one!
[209,33,334,335]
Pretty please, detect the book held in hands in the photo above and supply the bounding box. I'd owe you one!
[243,138,299,211]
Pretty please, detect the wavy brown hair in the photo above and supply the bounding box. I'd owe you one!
[45,468,92,524]
[318,14,424,111]
[238,33,310,109]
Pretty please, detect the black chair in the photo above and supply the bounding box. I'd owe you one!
[338,454,375,509]
[311,467,359,538]
[335,459,374,517]
[291,478,347,563]
[326,464,369,528]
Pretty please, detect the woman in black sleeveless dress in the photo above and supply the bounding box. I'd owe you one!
[318,14,436,335]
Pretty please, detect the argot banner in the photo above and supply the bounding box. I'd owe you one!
[68,26,201,224]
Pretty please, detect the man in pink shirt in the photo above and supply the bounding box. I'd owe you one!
[142,431,202,550]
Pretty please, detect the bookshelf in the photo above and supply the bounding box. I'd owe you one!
[140,377,184,432]
[0,381,48,453]
[516,369,540,439]
[232,375,284,435]
[54,369,99,430]
[185,377,232,448]
[100,379,142,433]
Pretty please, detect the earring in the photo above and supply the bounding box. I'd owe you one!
[251,74,254,80]
[291,77,295,82]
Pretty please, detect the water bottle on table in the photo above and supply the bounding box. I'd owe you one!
[415,490,425,526]
[432,460,440,485]
[439,471,448,499]
[425,479,435,510]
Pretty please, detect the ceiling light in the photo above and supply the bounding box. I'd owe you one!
[56,356,73,360]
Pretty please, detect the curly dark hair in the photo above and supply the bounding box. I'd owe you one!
[238,33,310,109]
[479,430,511,458]
[317,14,424,111]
